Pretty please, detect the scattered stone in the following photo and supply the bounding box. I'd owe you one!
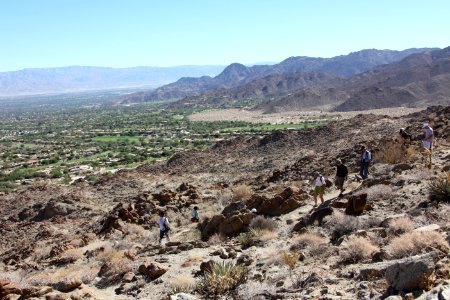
[237,254,253,266]
[138,262,167,279]
[52,278,82,292]
[413,224,441,232]
[0,279,22,298]
[200,260,215,273]
[386,253,436,291]
[392,163,413,173]
[122,272,135,283]
[170,293,199,300]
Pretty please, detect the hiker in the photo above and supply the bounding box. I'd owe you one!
[422,123,434,150]
[335,159,348,197]
[191,206,199,223]
[359,145,371,180]
[156,211,170,245]
[250,208,257,214]
[422,123,434,167]
[399,128,412,145]
[313,173,326,206]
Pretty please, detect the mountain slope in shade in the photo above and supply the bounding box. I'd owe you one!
[170,71,345,108]
[0,65,225,96]
[117,48,434,103]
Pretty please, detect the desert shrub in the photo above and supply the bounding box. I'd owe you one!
[428,175,450,202]
[249,216,278,231]
[96,249,133,286]
[238,230,259,248]
[387,216,414,235]
[198,261,247,296]
[170,275,196,294]
[291,232,327,257]
[280,251,300,274]
[340,236,379,263]
[325,210,360,238]
[237,281,276,299]
[376,142,410,164]
[366,185,395,201]
[387,231,449,259]
[208,233,227,245]
[232,184,252,201]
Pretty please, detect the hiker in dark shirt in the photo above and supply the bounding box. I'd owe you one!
[399,128,412,145]
[335,159,348,197]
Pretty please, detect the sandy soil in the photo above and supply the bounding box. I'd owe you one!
[188,107,425,124]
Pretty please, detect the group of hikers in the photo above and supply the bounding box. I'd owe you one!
[157,123,435,243]
[313,123,434,206]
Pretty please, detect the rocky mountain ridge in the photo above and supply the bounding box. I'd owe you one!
[117,48,434,104]
[0,65,225,97]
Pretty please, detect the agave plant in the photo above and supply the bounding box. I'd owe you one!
[198,261,247,295]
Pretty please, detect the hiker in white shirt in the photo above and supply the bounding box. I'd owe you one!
[422,123,434,150]
[156,211,170,244]
[313,173,326,206]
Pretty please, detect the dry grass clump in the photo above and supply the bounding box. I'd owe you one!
[280,251,300,272]
[366,185,395,201]
[208,233,228,245]
[237,281,276,299]
[249,216,278,231]
[325,210,360,238]
[181,253,204,268]
[387,216,414,235]
[238,228,276,248]
[169,275,196,294]
[291,232,327,257]
[387,231,449,259]
[232,184,252,201]
[96,249,133,286]
[428,174,450,202]
[376,142,411,164]
[198,261,247,296]
[340,236,379,263]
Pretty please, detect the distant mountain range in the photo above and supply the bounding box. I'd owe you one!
[116,48,436,105]
[0,65,225,96]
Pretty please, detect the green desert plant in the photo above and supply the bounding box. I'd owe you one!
[198,261,247,296]
[428,174,450,202]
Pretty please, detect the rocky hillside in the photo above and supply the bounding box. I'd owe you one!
[334,47,450,111]
[257,47,450,112]
[116,48,433,104]
[0,106,449,299]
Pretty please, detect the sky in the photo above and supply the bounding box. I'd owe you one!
[0,0,449,72]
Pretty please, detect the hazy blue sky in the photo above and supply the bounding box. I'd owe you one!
[1,0,449,71]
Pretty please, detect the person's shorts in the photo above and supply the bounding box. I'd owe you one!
[335,176,345,188]
[423,141,433,150]
[314,186,325,195]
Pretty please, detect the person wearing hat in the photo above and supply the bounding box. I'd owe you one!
[335,159,348,197]
[399,128,412,145]
[422,123,434,150]
[359,145,371,180]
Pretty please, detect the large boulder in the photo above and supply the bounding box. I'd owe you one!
[138,262,167,279]
[345,193,368,215]
[246,187,308,216]
[0,279,22,298]
[386,254,436,291]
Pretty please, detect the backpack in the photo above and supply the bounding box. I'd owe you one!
[163,217,171,232]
